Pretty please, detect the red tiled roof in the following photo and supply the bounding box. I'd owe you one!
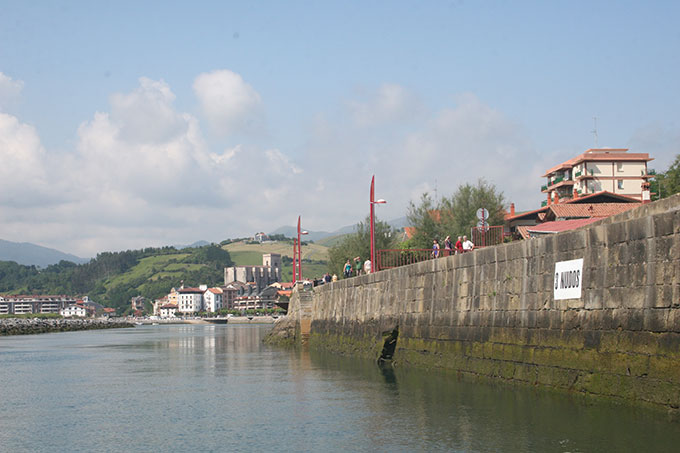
[515,226,531,240]
[527,218,601,234]
[548,203,639,219]
[568,191,640,204]
[103,308,116,313]
[403,227,416,239]
[178,287,204,293]
[276,290,292,297]
[505,206,549,221]
[160,303,178,309]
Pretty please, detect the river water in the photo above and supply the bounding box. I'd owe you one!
[1,324,678,452]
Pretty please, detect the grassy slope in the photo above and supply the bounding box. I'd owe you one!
[104,254,195,289]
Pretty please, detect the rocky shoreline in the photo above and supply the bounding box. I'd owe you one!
[0,318,135,336]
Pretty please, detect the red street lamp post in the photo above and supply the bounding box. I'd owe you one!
[369,175,387,273]
[292,238,298,284]
[297,216,308,281]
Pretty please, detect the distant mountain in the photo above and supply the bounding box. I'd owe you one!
[173,240,211,249]
[269,216,409,243]
[0,239,88,267]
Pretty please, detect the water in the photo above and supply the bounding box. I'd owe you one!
[1,325,678,452]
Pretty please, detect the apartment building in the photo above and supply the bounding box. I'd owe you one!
[177,287,205,314]
[0,295,77,315]
[542,148,653,204]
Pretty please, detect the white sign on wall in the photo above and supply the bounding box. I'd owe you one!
[554,258,584,300]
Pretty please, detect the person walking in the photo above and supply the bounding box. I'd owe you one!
[432,239,440,258]
[444,235,453,256]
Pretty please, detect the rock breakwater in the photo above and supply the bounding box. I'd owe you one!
[0,318,135,336]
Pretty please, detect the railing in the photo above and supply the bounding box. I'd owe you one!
[377,249,438,270]
[549,176,564,186]
[471,225,505,247]
[377,227,507,271]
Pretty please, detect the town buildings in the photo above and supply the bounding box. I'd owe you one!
[224,253,281,293]
[506,148,653,239]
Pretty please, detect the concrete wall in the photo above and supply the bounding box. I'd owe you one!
[295,194,680,410]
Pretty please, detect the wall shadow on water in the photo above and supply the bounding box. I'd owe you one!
[308,349,680,452]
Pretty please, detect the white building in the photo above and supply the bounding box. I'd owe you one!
[203,288,223,313]
[177,287,205,314]
[61,304,87,318]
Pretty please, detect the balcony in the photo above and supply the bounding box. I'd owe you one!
[541,184,548,192]
[574,170,582,178]
[541,200,547,207]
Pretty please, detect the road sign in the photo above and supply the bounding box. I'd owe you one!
[477,221,489,231]
[476,208,489,220]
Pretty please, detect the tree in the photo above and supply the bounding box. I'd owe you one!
[328,216,396,277]
[406,179,505,249]
[653,154,680,200]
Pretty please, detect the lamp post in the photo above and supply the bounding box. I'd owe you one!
[370,175,387,273]
[292,238,298,284]
[297,216,308,281]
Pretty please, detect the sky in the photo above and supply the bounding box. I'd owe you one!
[0,0,678,258]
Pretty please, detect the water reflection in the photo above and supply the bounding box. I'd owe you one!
[1,325,679,453]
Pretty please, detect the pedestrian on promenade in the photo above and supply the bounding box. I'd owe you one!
[343,260,352,278]
[332,274,338,282]
[354,256,363,276]
[363,259,372,274]
[462,235,475,252]
[455,236,464,254]
[432,239,440,258]
[444,235,453,256]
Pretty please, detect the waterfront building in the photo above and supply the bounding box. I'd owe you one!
[203,288,223,313]
[0,295,77,315]
[177,287,205,314]
[61,304,88,318]
[542,148,653,204]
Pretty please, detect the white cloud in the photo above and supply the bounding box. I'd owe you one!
[0,72,24,109]
[348,83,421,128]
[193,69,263,136]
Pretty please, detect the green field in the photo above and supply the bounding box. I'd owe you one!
[104,253,193,289]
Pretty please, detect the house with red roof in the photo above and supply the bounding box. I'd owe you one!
[542,148,653,205]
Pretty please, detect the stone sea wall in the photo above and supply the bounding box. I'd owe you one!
[271,194,680,410]
[0,318,134,336]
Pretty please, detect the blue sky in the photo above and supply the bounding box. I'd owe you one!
[0,1,678,256]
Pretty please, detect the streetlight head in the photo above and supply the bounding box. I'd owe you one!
[375,199,387,204]
[301,230,309,235]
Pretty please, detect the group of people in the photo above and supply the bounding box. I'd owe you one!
[343,256,371,278]
[432,235,474,258]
